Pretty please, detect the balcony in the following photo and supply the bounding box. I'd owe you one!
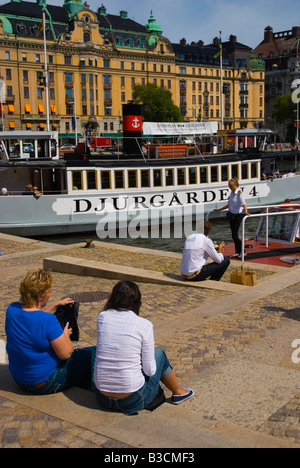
[6,95,15,103]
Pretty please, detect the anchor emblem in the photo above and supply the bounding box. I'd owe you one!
[132,117,141,129]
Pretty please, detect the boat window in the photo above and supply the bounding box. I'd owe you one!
[153,169,162,187]
[242,163,248,180]
[72,171,83,190]
[165,168,174,186]
[199,167,207,184]
[115,170,124,189]
[87,171,97,190]
[100,171,111,189]
[221,165,229,182]
[210,166,218,183]
[177,168,186,185]
[128,170,137,188]
[251,162,258,179]
[141,169,150,188]
[188,167,198,185]
[231,164,239,180]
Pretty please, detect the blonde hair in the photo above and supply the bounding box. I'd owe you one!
[19,269,54,308]
[229,178,239,187]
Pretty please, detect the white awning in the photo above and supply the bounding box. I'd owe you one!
[143,121,219,136]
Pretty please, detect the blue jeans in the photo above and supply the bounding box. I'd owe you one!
[16,346,96,395]
[95,348,173,415]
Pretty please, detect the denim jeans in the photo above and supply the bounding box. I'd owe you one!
[95,348,173,415]
[16,346,96,395]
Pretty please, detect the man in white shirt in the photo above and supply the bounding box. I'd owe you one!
[180,221,230,282]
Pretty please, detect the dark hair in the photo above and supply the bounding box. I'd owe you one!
[104,281,142,315]
[204,220,212,236]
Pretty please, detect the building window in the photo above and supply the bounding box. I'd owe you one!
[24,87,29,98]
[104,59,110,68]
[65,73,72,83]
[5,51,10,60]
[83,32,90,43]
[36,54,40,63]
[65,56,71,65]
[37,88,43,99]
[6,69,11,80]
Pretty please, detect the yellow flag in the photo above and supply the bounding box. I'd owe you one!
[37,19,44,38]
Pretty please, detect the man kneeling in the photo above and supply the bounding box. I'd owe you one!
[180,221,230,282]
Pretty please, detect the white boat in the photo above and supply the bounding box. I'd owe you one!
[0,130,299,237]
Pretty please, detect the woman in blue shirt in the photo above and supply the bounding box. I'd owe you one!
[5,269,94,394]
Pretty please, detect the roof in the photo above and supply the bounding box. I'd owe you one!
[254,27,300,59]
[0,1,69,22]
[96,12,148,33]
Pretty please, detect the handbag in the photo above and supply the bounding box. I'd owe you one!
[230,266,257,287]
[55,302,80,341]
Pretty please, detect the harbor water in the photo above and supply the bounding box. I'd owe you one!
[39,216,260,253]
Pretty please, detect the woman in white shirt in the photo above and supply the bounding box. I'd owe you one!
[93,281,194,415]
[215,178,250,258]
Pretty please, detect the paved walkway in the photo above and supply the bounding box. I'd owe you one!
[0,233,299,448]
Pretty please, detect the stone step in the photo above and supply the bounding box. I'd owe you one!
[43,255,247,293]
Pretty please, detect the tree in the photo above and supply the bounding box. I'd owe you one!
[133,83,183,122]
[272,94,297,142]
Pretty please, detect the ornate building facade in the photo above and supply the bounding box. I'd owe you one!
[254,25,300,140]
[0,0,265,140]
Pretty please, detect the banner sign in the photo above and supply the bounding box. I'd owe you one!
[143,121,218,136]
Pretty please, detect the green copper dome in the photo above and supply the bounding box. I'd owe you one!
[63,0,84,19]
[0,15,13,34]
[145,11,162,36]
[249,52,265,71]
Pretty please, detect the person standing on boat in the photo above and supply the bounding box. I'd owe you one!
[214,178,250,258]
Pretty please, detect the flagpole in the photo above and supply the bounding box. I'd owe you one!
[219,30,224,131]
[42,8,50,133]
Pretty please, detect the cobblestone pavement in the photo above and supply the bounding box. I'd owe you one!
[0,235,299,447]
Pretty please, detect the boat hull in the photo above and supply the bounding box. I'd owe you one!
[0,176,299,237]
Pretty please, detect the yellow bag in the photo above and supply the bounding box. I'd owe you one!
[230,266,257,287]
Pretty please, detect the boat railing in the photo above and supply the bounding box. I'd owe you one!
[241,204,300,262]
[207,203,300,263]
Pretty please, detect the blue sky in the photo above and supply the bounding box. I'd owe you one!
[101,0,299,49]
[3,0,298,49]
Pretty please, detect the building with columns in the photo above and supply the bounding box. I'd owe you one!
[0,0,265,141]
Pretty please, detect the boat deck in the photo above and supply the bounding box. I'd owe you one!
[224,241,300,267]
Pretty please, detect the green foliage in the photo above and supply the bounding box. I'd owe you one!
[133,83,183,122]
[272,94,297,143]
[272,94,296,124]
